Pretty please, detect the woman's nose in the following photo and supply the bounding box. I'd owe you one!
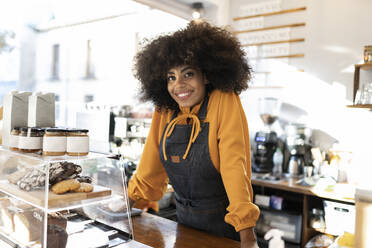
[174,77,185,86]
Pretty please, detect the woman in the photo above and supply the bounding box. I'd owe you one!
[128,21,260,248]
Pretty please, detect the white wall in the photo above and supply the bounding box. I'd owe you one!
[230,0,372,186]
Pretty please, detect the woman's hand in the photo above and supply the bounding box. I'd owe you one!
[240,227,259,248]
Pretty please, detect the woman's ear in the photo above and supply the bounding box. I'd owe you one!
[203,75,209,85]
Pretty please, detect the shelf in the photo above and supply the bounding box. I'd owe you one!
[251,54,304,60]
[0,146,110,163]
[243,38,305,47]
[351,64,372,102]
[355,63,372,70]
[234,23,305,35]
[347,104,372,109]
[233,6,306,21]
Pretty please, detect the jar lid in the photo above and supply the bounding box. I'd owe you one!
[45,127,68,132]
[20,127,45,133]
[66,128,89,133]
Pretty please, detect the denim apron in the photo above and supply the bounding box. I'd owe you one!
[159,96,240,241]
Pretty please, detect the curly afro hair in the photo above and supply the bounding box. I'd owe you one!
[133,21,252,111]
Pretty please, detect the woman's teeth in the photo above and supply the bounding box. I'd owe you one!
[177,92,190,97]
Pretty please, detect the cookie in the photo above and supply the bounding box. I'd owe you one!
[51,179,80,194]
[72,183,93,193]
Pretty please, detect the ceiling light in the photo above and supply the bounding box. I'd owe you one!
[191,2,204,20]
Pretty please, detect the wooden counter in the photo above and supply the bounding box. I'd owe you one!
[130,212,240,248]
[123,178,355,248]
[252,177,355,203]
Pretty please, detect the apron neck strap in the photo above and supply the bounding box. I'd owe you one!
[170,95,210,121]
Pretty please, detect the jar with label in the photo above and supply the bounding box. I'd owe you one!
[18,127,44,153]
[364,45,372,63]
[43,128,67,156]
[309,208,326,230]
[66,129,89,156]
[9,127,21,151]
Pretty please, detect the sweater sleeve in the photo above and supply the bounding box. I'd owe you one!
[216,92,260,232]
[127,110,169,207]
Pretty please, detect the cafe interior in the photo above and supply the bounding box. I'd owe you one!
[0,0,371,247]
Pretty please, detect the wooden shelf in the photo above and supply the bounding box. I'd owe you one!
[233,6,306,21]
[251,54,304,60]
[353,63,372,102]
[355,63,372,70]
[234,23,305,35]
[243,38,305,47]
[347,104,372,109]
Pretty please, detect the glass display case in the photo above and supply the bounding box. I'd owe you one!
[0,147,133,248]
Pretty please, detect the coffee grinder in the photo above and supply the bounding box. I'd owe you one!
[253,97,281,173]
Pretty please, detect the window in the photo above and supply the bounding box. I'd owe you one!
[84,40,95,79]
[51,44,60,80]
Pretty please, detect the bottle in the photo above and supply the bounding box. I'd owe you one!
[272,147,283,177]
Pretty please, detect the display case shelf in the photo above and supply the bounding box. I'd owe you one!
[0,147,133,248]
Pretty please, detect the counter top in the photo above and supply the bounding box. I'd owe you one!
[252,177,355,204]
[127,212,240,248]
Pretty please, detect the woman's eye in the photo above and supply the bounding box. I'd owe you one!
[167,75,176,82]
[184,71,194,78]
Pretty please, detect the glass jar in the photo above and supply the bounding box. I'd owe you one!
[9,127,21,151]
[66,128,89,156]
[309,208,326,230]
[18,127,44,153]
[43,128,67,156]
[364,45,372,64]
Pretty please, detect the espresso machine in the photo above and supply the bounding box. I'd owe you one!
[282,123,312,178]
[253,97,281,173]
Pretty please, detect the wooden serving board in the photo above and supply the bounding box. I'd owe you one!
[0,180,111,207]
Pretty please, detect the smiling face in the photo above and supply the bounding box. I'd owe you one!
[167,65,207,108]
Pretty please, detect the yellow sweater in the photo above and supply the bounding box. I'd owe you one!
[128,90,260,232]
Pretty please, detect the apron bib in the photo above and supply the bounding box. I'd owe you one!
[159,96,240,241]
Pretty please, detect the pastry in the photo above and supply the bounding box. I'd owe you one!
[51,179,80,194]
[0,198,15,232]
[47,224,68,248]
[49,162,82,185]
[17,168,46,191]
[7,169,29,185]
[75,175,93,184]
[48,212,67,229]
[13,208,42,244]
[72,183,94,193]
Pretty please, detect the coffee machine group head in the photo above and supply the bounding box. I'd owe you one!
[253,97,281,173]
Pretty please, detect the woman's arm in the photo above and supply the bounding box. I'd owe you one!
[127,110,169,208]
[240,227,259,248]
